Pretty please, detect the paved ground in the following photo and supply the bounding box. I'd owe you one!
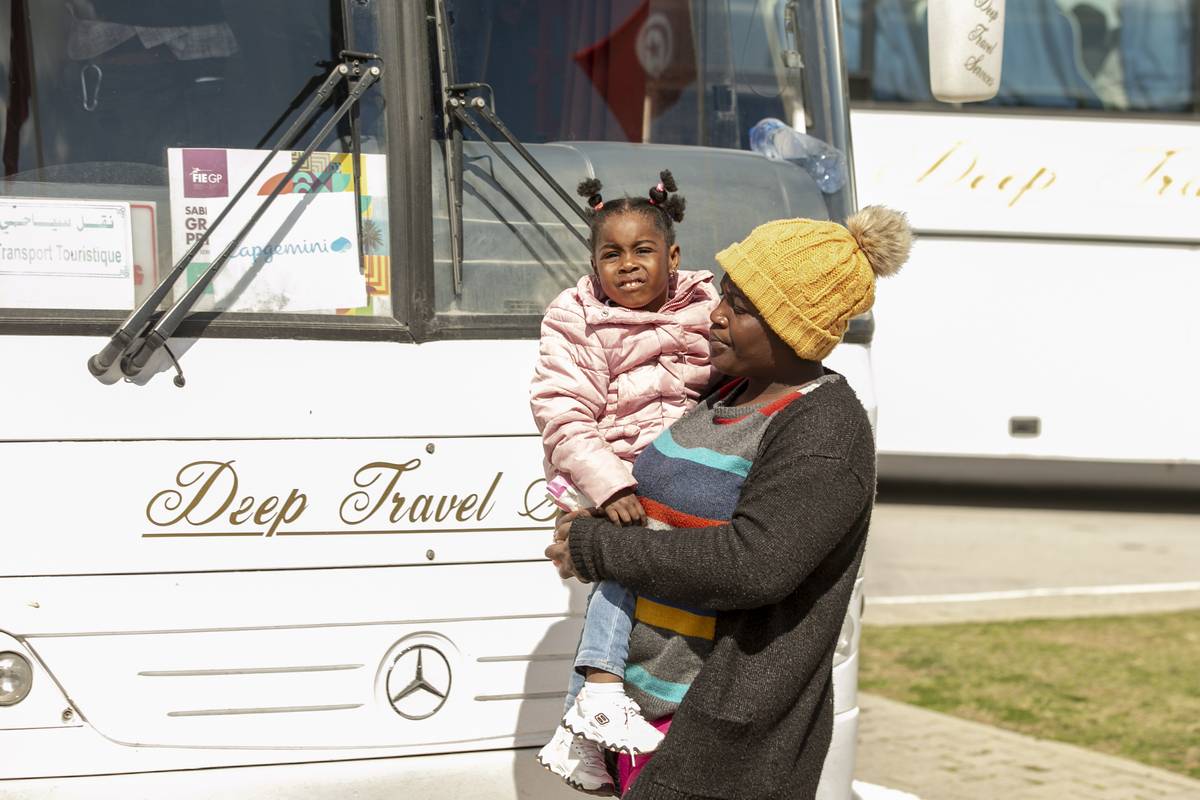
[863,490,1200,624]
[856,693,1200,800]
[853,487,1199,798]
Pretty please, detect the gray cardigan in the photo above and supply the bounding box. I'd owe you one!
[569,376,876,800]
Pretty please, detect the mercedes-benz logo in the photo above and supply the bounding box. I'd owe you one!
[386,644,451,720]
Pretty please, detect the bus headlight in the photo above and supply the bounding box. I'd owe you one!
[0,651,33,706]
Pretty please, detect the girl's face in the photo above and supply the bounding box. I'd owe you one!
[708,276,790,378]
[592,211,680,312]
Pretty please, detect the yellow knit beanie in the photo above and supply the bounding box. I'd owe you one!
[715,206,913,361]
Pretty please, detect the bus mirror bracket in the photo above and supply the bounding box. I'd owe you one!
[432,0,466,295]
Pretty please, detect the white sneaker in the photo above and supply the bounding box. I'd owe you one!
[536,724,615,796]
[562,685,665,755]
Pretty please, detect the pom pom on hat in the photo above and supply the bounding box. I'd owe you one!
[846,205,912,278]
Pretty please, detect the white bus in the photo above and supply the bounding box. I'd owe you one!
[1,1,868,797]
[841,0,1200,490]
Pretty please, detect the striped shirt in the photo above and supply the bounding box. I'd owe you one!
[623,374,839,720]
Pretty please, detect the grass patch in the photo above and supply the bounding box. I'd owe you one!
[859,610,1200,779]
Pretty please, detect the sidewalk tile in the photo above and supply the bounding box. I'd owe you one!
[856,693,1200,800]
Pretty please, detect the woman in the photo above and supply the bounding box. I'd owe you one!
[546,207,912,800]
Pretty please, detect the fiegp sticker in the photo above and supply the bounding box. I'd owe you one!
[182,149,229,198]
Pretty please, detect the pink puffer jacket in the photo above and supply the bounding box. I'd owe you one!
[530,270,720,506]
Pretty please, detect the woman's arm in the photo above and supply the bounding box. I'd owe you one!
[564,413,873,611]
[530,304,635,508]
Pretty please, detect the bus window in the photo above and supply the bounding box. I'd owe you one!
[429,0,831,324]
[0,0,392,318]
[843,0,1197,113]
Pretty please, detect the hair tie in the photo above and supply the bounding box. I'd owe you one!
[587,192,604,211]
[648,181,667,206]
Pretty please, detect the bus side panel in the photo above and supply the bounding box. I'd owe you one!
[852,109,1200,479]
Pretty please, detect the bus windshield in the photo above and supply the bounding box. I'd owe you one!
[0,0,853,340]
[844,0,1198,112]
[446,0,802,149]
[433,0,850,320]
[0,0,391,318]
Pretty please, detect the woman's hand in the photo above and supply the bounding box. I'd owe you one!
[600,487,646,525]
[546,490,641,579]
[545,508,591,581]
[545,539,577,579]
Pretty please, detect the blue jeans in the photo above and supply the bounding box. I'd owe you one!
[565,579,635,709]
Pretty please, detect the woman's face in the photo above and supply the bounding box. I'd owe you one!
[592,211,679,312]
[708,276,791,378]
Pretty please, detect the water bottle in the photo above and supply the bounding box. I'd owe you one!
[749,118,848,193]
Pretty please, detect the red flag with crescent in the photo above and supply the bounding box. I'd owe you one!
[572,1,697,142]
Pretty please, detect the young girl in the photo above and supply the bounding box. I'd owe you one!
[530,170,719,794]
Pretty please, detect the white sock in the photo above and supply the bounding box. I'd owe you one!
[582,680,625,694]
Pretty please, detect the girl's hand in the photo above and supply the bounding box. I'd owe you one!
[555,507,592,529]
[554,510,581,543]
[600,488,646,526]
[551,507,599,542]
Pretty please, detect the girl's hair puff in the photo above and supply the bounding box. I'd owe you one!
[576,169,686,247]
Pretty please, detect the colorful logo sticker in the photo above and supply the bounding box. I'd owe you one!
[257,153,365,196]
[182,149,229,198]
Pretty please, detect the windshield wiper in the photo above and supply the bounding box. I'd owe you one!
[87,51,382,385]
[432,1,588,296]
[445,82,590,249]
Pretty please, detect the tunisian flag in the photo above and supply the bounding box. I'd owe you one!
[572,0,697,142]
